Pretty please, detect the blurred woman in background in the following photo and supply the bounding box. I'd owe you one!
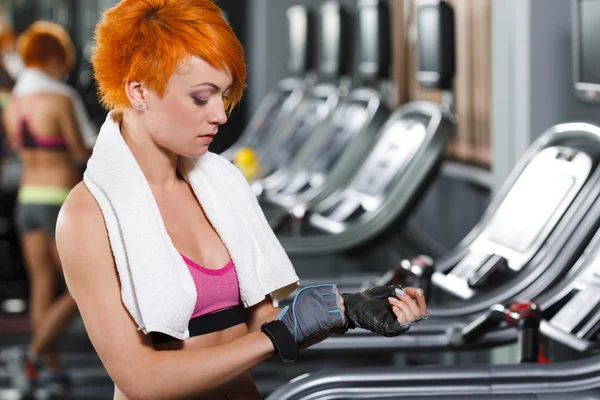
[0,21,91,396]
[0,10,24,82]
[0,11,17,151]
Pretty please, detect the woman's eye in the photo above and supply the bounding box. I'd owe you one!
[193,97,208,106]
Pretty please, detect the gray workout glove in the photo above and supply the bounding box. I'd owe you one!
[278,284,346,346]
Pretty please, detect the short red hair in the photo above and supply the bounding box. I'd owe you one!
[17,21,76,72]
[92,0,247,113]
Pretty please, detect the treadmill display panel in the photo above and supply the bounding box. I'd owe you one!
[320,5,342,75]
[275,98,326,166]
[305,103,369,174]
[359,5,378,66]
[487,172,574,253]
[579,0,600,86]
[351,119,428,196]
[417,5,440,74]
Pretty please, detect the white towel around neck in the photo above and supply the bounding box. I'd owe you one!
[12,68,97,147]
[83,112,299,339]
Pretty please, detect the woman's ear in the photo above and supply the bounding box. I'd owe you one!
[124,80,147,109]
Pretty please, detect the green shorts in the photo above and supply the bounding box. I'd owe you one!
[14,186,70,237]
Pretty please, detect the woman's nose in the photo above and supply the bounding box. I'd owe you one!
[209,100,228,125]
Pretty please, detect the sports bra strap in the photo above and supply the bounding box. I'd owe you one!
[11,94,68,150]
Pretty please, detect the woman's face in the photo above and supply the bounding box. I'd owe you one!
[143,56,232,158]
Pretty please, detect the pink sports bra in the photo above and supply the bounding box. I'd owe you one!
[180,254,241,318]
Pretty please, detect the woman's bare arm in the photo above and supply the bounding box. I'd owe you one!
[56,183,276,400]
[2,102,17,150]
[245,298,281,333]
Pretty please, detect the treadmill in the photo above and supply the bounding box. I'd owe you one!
[252,1,352,194]
[305,121,600,353]
[220,5,313,162]
[258,2,600,393]
[292,0,600,356]
[266,206,600,400]
[260,0,392,230]
[275,0,456,258]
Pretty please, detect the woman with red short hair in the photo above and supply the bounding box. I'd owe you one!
[1,20,92,396]
[0,11,18,151]
[0,10,23,82]
[56,1,427,399]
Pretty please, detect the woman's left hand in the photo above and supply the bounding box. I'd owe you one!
[387,287,428,325]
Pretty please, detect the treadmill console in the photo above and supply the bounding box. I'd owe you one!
[309,107,437,234]
[351,118,428,198]
[277,99,326,162]
[308,102,370,174]
[267,89,336,174]
[573,0,600,104]
[276,100,370,198]
[434,146,592,299]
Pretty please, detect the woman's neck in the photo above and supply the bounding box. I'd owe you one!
[120,112,182,190]
[29,66,62,81]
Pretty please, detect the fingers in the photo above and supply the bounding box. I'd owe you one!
[394,287,428,318]
[392,305,404,323]
[388,297,417,322]
[389,287,423,320]
[392,306,411,328]
[396,287,428,318]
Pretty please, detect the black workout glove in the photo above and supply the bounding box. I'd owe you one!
[261,284,345,362]
[337,285,412,337]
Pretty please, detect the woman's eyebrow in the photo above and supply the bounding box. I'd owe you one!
[190,82,220,90]
[190,82,232,92]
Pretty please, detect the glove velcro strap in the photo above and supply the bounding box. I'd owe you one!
[261,320,298,363]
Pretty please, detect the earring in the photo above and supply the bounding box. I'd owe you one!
[134,103,144,110]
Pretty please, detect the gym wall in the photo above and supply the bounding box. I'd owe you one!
[391,0,492,169]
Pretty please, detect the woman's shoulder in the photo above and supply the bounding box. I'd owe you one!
[40,92,74,108]
[56,181,106,247]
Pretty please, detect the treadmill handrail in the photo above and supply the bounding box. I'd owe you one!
[266,353,600,400]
